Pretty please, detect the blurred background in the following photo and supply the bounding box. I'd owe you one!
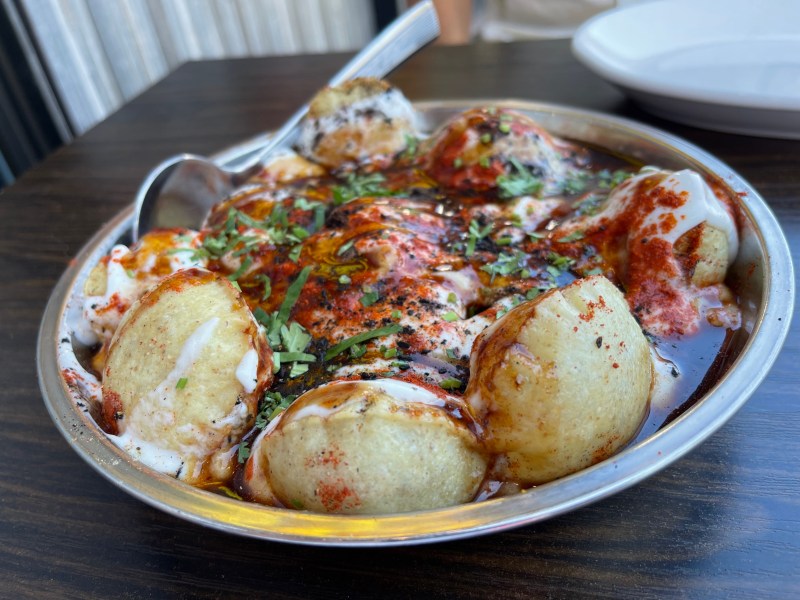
[0,0,647,189]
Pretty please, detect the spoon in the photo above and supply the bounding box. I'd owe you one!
[132,1,439,242]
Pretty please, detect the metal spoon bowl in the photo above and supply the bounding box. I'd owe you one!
[132,0,440,242]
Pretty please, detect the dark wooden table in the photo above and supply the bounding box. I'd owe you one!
[2,40,798,598]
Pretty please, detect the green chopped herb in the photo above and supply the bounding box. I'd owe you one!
[359,290,380,307]
[349,344,367,359]
[528,231,546,240]
[480,251,529,283]
[237,442,250,463]
[338,274,351,285]
[439,377,463,390]
[497,158,543,199]
[557,231,585,243]
[337,239,355,256]
[382,346,398,359]
[325,324,402,361]
[227,256,252,281]
[280,321,312,354]
[404,134,419,157]
[176,377,188,390]
[453,157,463,169]
[546,265,562,279]
[446,348,458,360]
[288,245,302,263]
[256,391,296,428]
[466,219,493,257]
[254,274,272,301]
[479,156,491,168]
[585,267,604,276]
[289,362,309,378]
[480,133,492,144]
[277,266,312,324]
[495,236,513,246]
[547,251,575,271]
[561,171,589,195]
[447,292,457,304]
[598,169,633,189]
[293,197,322,211]
[442,310,459,322]
[498,122,511,134]
[526,287,541,301]
[391,309,402,320]
[275,351,316,363]
[125,269,136,278]
[333,172,392,206]
[576,194,603,216]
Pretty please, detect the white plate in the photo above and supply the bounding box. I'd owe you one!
[572,0,800,138]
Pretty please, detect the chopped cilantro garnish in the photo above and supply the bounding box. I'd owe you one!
[447,292,457,304]
[333,172,391,206]
[466,220,493,257]
[445,348,458,360]
[338,274,351,285]
[480,133,492,144]
[288,245,302,263]
[497,158,543,199]
[176,377,188,390]
[439,377,463,390]
[404,134,419,157]
[275,351,316,363]
[561,171,589,195]
[237,442,250,463]
[254,274,272,301]
[598,169,632,189]
[495,236,513,246]
[359,289,379,307]
[480,251,530,283]
[325,324,402,361]
[479,156,491,168]
[293,197,322,211]
[125,269,136,278]
[256,391,296,428]
[498,122,511,134]
[277,266,312,325]
[442,311,459,322]
[453,157,463,169]
[391,309,402,320]
[349,344,367,359]
[557,231,585,243]
[382,346,398,359]
[337,239,354,256]
[227,256,252,281]
[547,252,575,272]
[526,287,542,301]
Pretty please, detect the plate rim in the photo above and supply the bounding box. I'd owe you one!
[38,99,795,546]
[572,0,800,112]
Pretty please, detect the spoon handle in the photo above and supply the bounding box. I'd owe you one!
[240,0,439,177]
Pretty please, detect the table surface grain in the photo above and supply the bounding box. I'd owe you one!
[1,40,798,599]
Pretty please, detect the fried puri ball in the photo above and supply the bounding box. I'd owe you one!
[465,275,652,486]
[297,77,418,170]
[423,107,575,194]
[245,379,487,514]
[101,268,272,483]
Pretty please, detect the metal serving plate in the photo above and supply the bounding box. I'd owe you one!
[38,101,794,546]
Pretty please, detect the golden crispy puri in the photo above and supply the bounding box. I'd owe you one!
[298,77,417,170]
[102,268,272,482]
[465,275,652,485]
[245,379,487,514]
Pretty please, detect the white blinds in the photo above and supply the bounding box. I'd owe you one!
[19,0,376,135]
